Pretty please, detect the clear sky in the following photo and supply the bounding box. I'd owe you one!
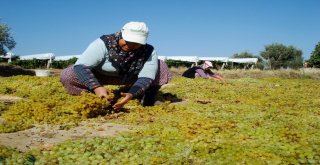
[1,0,320,60]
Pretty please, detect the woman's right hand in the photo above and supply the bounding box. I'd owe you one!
[93,87,110,99]
[112,92,133,110]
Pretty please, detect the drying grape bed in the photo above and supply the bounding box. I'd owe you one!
[0,75,319,164]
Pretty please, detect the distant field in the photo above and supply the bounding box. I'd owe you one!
[0,69,320,164]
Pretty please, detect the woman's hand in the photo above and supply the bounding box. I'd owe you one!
[93,87,111,100]
[112,92,133,110]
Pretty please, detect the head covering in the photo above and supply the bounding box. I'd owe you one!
[203,61,213,69]
[121,22,149,45]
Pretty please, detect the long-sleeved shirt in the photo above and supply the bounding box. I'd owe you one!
[74,38,158,97]
[195,68,209,78]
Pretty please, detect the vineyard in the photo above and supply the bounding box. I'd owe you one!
[0,69,320,164]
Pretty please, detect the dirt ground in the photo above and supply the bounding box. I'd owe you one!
[0,64,178,152]
[0,120,133,152]
[0,95,25,102]
[0,94,134,152]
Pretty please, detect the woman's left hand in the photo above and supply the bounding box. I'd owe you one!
[112,92,133,110]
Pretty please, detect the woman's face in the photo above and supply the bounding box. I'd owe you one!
[119,39,143,52]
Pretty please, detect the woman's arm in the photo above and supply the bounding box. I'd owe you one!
[113,49,158,110]
[73,38,109,97]
[138,49,158,80]
[75,38,107,68]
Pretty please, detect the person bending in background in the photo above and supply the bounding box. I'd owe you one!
[60,21,172,110]
[182,61,224,80]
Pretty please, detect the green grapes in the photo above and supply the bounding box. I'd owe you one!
[0,75,320,164]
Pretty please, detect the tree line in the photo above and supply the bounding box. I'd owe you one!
[1,22,320,69]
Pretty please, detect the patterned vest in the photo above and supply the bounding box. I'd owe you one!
[100,32,154,82]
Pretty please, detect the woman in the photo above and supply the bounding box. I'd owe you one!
[60,22,171,110]
[182,61,224,80]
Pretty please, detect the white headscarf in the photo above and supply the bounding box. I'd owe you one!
[201,61,213,70]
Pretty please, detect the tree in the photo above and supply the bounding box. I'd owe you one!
[307,42,320,68]
[232,51,255,58]
[0,22,16,55]
[232,51,263,62]
[260,43,303,69]
[232,51,265,69]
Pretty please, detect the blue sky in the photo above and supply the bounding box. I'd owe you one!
[1,0,320,59]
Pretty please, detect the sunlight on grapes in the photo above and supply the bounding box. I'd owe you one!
[0,75,319,164]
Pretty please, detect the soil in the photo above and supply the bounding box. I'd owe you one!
[0,94,134,152]
[0,64,180,152]
[50,69,63,76]
[0,121,134,152]
[0,95,25,102]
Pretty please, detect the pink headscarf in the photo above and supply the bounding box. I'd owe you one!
[202,61,213,69]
